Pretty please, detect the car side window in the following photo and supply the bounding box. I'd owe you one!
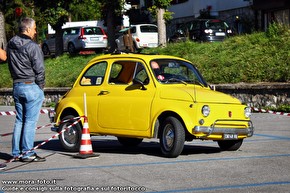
[133,62,149,85]
[63,29,70,35]
[109,61,140,84]
[70,28,79,35]
[80,61,107,86]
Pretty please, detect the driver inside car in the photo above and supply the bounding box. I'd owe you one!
[150,61,165,81]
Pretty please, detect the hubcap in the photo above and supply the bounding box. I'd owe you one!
[62,124,77,147]
[163,125,174,151]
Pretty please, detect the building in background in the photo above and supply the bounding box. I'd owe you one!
[168,0,254,35]
[125,0,289,37]
[253,0,290,31]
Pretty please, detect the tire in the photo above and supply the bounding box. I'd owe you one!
[42,44,50,55]
[68,43,77,55]
[118,137,143,147]
[217,139,243,151]
[59,115,82,152]
[160,116,185,158]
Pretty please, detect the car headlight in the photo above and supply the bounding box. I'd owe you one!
[244,107,251,118]
[202,105,210,117]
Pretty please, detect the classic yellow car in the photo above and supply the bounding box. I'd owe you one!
[50,53,254,158]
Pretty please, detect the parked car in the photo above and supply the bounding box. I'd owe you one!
[115,24,158,51]
[42,26,108,55]
[169,19,233,43]
[49,53,254,158]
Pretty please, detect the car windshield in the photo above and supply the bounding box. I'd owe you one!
[150,59,208,87]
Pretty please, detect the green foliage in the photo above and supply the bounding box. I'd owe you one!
[0,54,95,88]
[4,0,36,39]
[44,54,95,87]
[148,0,173,21]
[69,0,101,21]
[153,0,173,8]
[265,22,288,39]
[0,28,289,88]
[143,27,290,84]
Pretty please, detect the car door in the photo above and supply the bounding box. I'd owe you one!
[75,61,108,133]
[97,59,156,136]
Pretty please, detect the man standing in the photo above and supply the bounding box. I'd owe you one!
[7,17,46,162]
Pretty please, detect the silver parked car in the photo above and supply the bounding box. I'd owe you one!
[115,24,158,52]
[42,26,108,55]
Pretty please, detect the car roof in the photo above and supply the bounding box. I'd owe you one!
[88,53,190,64]
[118,24,157,33]
[62,26,103,29]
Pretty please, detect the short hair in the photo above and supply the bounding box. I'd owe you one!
[19,17,35,33]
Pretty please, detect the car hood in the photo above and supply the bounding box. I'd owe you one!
[159,86,241,104]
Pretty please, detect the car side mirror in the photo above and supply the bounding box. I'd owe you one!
[133,78,147,90]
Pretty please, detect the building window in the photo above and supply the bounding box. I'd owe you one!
[171,0,188,5]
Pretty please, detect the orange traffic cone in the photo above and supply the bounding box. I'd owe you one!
[74,116,99,159]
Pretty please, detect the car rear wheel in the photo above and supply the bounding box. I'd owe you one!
[68,43,77,55]
[217,139,243,151]
[59,115,82,152]
[117,137,143,147]
[160,116,185,158]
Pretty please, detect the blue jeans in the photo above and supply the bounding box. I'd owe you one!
[12,82,44,158]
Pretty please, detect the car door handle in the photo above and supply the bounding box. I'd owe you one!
[99,90,110,95]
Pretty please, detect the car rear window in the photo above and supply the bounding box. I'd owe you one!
[84,27,104,35]
[140,26,158,33]
[205,20,229,29]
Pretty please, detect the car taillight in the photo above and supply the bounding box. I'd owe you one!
[78,28,86,39]
[100,28,108,40]
[135,37,140,42]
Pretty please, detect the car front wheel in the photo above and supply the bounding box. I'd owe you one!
[160,116,185,158]
[217,139,243,151]
[59,115,82,152]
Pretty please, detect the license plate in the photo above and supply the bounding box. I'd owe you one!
[148,43,157,47]
[223,134,238,139]
[216,32,225,36]
[90,37,99,41]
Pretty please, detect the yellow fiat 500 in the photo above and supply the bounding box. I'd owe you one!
[50,53,254,158]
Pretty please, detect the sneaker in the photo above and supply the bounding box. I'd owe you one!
[21,154,46,162]
[0,163,6,170]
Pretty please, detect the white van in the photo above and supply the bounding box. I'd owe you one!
[115,24,158,51]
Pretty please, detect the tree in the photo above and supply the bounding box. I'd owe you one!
[99,0,123,53]
[35,0,101,57]
[149,0,173,47]
[35,1,69,57]
[1,0,37,49]
[0,10,6,50]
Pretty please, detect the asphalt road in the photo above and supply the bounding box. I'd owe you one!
[0,106,290,193]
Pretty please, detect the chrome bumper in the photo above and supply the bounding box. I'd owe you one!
[193,119,254,137]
